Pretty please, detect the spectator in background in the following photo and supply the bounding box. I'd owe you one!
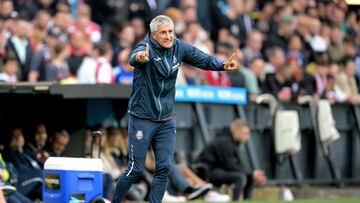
[28,27,60,82]
[248,57,265,94]
[314,53,330,98]
[67,30,90,75]
[286,35,306,67]
[255,2,275,34]
[72,3,101,44]
[45,42,71,82]
[264,46,286,73]
[94,41,113,84]
[263,65,293,103]
[288,55,316,99]
[180,0,198,24]
[47,130,70,157]
[52,11,72,43]
[4,128,43,200]
[337,57,360,104]
[0,22,7,69]
[25,124,49,168]
[263,14,296,52]
[131,17,147,44]
[6,19,33,81]
[77,41,113,84]
[324,74,347,104]
[307,18,328,54]
[197,119,267,201]
[111,23,135,66]
[243,30,263,66]
[113,48,134,85]
[343,37,358,59]
[0,57,18,83]
[76,43,100,84]
[30,10,51,52]
[102,127,127,179]
[0,0,17,20]
[328,27,345,63]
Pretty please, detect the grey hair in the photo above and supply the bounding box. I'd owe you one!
[230,119,249,132]
[149,15,174,32]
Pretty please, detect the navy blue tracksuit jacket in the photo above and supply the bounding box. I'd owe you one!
[128,33,225,120]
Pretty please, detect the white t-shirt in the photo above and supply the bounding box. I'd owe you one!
[77,56,97,84]
[77,57,113,84]
[0,72,17,83]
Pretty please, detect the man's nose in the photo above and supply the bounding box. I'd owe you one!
[165,32,171,39]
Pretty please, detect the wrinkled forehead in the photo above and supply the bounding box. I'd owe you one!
[154,24,174,32]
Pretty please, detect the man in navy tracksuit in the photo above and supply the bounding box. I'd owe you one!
[112,15,238,203]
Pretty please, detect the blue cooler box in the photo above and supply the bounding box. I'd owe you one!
[43,157,103,203]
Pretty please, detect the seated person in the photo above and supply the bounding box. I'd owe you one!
[101,127,146,201]
[4,129,43,200]
[197,119,268,200]
[25,124,49,168]
[46,130,70,157]
[1,152,33,203]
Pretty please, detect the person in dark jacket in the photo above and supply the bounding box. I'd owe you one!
[197,119,267,201]
[112,15,239,203]
[4,129,43,200]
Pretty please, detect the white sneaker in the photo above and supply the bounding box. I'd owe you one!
[281,187,294,201]
[163,191,187,202]
[204,191,231,202]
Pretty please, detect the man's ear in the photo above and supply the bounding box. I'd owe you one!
[151,31,156,39]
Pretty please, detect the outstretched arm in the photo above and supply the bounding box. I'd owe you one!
[181,41,238,71]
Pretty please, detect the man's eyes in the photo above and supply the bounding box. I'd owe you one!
[160,30,173,34]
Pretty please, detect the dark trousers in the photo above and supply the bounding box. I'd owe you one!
[112,115,176,203]
[209,169,254,200]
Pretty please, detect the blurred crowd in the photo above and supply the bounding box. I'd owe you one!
[0,0,359,103]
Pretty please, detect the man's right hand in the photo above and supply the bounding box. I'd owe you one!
[136,43,150,63]
[252,170,268,185]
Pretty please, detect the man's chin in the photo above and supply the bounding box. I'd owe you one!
[162,42,173,48]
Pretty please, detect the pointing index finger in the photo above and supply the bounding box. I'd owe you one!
[228,52,236,62]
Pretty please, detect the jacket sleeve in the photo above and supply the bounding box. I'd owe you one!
[214,137,243,171]
[180,41,225,71]
[128,41,147,67]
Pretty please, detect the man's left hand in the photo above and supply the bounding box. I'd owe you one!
[223,53,239,71]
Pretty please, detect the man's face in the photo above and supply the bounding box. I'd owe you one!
[232,126,250,143]
[52,135,69,155]
[151,24,174,49]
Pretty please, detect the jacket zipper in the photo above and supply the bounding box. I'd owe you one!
[157,51,171,120]
[164,51,171,77]
[157,80,164,120]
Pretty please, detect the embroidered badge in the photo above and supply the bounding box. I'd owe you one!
[136,130,143,140]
